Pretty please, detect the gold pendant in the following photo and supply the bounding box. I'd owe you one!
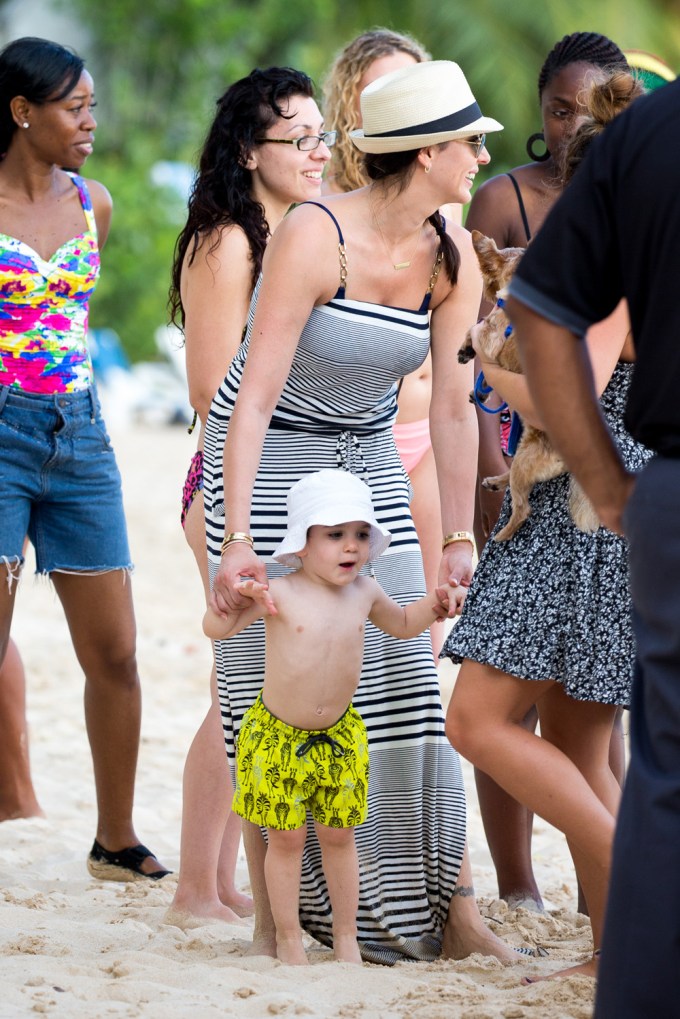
[394,260,411,270]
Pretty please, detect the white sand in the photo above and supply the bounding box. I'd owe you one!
[2,422,597,1018]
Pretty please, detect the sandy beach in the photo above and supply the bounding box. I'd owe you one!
[2,420,598,1018]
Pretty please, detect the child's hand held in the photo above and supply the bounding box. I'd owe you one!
[236,578,278,615]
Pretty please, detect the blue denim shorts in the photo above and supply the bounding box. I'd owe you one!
[0,384,133,574]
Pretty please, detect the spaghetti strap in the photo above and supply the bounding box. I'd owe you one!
[506,173,532,243]
[66,172,98,240]
[302,201,347,298]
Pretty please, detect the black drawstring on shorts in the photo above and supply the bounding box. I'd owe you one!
[296,733,345,759]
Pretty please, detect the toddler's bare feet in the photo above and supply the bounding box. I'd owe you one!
[245,925,278,958]
[276,934,309,966]
[334,933,363,965]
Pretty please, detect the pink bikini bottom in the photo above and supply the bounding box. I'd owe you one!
[393,417,432,474]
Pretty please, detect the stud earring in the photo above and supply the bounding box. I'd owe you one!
[22,122,29,129]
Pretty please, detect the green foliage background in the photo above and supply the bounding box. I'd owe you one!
[34,0,680,358]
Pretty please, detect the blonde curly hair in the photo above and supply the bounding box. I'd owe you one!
[323,28,430,194]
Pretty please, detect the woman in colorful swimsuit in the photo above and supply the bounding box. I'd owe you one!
[0,37,167,879]
[166,67,331,925]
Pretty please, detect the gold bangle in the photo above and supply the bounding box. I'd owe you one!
[442,531,475,552]
[220,532,254,555]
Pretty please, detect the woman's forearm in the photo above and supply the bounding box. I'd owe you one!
[221,400,271,534]
[480,362,544,430]
[430,402,478,534]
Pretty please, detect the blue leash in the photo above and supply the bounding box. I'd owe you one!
[473,370,508,414]
[472,295,523,448]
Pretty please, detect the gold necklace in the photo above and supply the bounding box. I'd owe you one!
[373,213,423,271]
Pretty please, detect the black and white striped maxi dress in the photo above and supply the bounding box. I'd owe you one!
[203,214,466,964]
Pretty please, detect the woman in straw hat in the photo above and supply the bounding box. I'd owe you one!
[203,60,514,963]
[322,29,458,660]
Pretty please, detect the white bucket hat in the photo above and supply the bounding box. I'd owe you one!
[350,60,503,154]
[272,469,392,568]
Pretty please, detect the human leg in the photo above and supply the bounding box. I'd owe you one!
[242,820,277,956]
[51,570,166,876]
[0,564,43,819]
[264,824,309,965]
[167,667,247,924]
[528,686,618,978]
[314,821,362,964]
[447,662,615,915]
[595,460,680,1017]
[442,842,533,962]
[406,442,444,658]
[608,706,626,788]
[168,490,252,923]
[473,706,543,911]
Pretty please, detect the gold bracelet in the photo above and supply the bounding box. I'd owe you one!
[220,532,254,555]
[442,531,475,551]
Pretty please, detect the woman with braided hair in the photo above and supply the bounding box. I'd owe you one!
[444,67,649,982]
[166,67,331,926]
[466,31,630,915]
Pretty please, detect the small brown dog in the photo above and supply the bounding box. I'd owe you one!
[459,230,599,542]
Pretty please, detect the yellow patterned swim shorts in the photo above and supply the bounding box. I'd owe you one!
[233,694,369,830]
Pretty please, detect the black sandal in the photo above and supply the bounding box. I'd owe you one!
[87,839,172,882]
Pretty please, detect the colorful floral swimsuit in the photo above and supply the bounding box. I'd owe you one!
[0,172,99,394]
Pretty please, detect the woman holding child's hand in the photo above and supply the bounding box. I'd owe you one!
[203,61,526,965]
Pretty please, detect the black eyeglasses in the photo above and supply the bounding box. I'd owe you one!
[255,131,337,151]
[460,134,486,158]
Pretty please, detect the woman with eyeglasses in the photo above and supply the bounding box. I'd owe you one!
[462,31,632,920]
[202,60,529,965]
[166,67,331,927]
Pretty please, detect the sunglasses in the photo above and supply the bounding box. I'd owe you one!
[460,134,486,158]
[255,131,337,152]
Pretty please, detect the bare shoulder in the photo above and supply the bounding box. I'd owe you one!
[81,177,113,246]
[275,198,340,242]
[81,176,112,210]
[446,218,475,251]
[183,222,252,290]
[354,574,383,604]
[466,173,518,236]
[191,221,251,265]
[262,199,346,305]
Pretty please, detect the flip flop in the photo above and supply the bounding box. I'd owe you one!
[87,839,172,882]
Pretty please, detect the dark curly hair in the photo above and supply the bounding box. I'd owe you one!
[0,36,84,153]
[169,67,314,328]
[364,148,460,285]
[538,32,628,99]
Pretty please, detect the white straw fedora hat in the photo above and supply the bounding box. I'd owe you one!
[272,469,392,568]
[350,60,503,154]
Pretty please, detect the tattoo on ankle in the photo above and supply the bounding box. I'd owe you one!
[451,885,474,897]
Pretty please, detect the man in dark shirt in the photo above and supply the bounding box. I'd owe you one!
[506,77,680,1018]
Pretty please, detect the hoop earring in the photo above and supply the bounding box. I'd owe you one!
[526,131,549,162]
[424,164,431,174]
